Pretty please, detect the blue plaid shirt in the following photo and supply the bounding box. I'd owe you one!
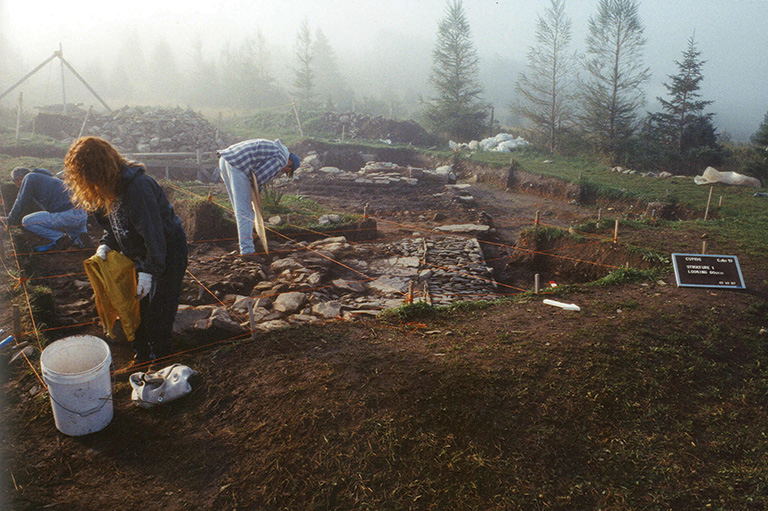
[218,139,289,189]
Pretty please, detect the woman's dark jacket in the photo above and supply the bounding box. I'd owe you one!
[96,164,184,277]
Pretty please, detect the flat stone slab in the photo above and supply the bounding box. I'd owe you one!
[433,224,491,234]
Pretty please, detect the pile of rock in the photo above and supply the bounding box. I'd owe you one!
[35,105,230,153]
[310,112,441,147]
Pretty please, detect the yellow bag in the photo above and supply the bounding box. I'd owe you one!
[83,250,141,342]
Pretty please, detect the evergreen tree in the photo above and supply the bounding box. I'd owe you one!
[292,19,316,109]
[579,0,650,159]
[222,32,285,109]
[149,38,180,104]
[514,0,577,153]
[183,34,220,107]
[423,0,487,141]
[752,111,768,148]
[312,29,354,111]
[644,36,722,173]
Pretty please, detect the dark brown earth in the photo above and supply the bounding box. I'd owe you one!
[2,157,768,510]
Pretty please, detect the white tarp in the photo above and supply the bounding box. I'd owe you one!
[694,166,761,188]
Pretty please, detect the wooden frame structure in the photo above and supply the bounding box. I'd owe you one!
[0,44,111,113]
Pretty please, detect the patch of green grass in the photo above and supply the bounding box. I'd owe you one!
[625,244,671,265]
[380,301,437,322]
[588,267,661,287]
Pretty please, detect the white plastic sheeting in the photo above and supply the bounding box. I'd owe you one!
[694,166,761,188]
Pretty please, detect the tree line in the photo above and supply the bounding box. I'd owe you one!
[1,0,766,178]
[426,0,766,178]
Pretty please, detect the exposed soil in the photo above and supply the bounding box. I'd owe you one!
[2,154,768,510]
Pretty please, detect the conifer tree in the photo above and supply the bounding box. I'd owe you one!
[312,29,354,111]
[752,112,768,148]
[423,0,487,141]
[514,0,576,153]
[293,19,315,109]
[579,0,650,158]
[644,36,721,173]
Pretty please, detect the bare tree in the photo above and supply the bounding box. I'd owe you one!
[514,0,577,153]
[579,0,651,158]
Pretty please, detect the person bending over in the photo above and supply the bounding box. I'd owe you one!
[217,138,299,255]
[64,137,188,365]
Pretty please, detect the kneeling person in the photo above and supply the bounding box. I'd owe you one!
[2,167,91,251]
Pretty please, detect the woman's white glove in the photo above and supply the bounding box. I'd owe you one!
[95,244,112,261]
[136,272,153,300]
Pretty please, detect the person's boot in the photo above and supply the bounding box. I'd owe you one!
[33,235,72,252]
[75,232,94,249]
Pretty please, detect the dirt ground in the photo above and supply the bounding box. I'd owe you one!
[2,160,768,510]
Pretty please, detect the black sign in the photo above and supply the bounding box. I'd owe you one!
[671,253,745,289]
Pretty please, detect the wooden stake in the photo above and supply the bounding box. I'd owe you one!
[613,219,619,244]
[534,273,540,294]
[15,92,22,141]
[702,241,707,254]
[291,101,304,137]
[597,208,603,222]
[196,149,202,182]
[247,300,257,342]
[13,305,21,341]
[704,186,714,220]
[718,195,722,208]
[78,105,92,138]
[363,202,369,219]
[535,210,540,226]
[59,43,67,114]
[407,281,414,305]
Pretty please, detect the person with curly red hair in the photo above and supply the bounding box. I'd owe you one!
[64,136,187,365]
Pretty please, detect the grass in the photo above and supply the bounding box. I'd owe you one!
[466,148,768,260]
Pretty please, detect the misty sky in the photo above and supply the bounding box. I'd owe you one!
[2,0,767,141]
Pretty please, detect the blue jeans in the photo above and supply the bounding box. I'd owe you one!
[219,157,256,254]
[22,208,88,242]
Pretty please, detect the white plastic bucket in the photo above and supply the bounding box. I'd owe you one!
[40,335,113,436]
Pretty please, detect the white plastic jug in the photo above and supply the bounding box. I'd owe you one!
[40,335,113,436]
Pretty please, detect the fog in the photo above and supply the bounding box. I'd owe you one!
[1,0,766,141]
